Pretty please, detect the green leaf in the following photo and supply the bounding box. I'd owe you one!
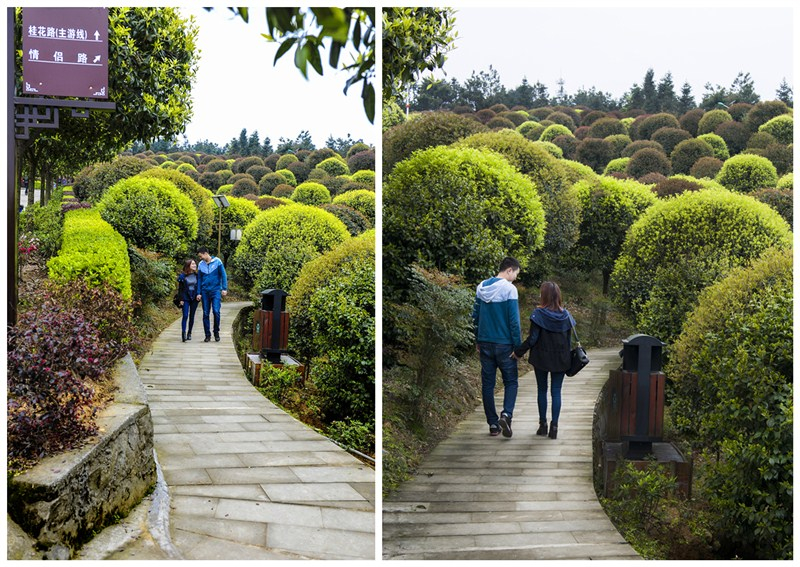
[362,82,375,124]
[274,37,296,64]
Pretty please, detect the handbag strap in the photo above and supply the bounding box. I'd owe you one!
[571,325,581,346]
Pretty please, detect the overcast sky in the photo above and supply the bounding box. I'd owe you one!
[179,7,375,150]
[426,4,794,104]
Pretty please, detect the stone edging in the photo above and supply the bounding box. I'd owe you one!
[7,353,157,555]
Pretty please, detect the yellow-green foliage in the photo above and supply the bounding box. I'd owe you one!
[291,181,332,206]
[715,154,779,193]
[317,156,350,177]
[231,202,350,293]
[332,189,375,224]
[758,114,793,145]
[604,157,630,175]
[97,176,198,258]
[539,123,574,142]
[611,188,792,343]
[276,153,299,170]
[48,208,132,300]
[275,168,297,187]
[351,170,376,185]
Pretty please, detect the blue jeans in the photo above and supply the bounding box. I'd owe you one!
[478,342,518,426]
[201,290,222,337]
[181,299,198,336]
[534,368,565,424]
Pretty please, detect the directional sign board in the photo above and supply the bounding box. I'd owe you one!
[22,8,109,99]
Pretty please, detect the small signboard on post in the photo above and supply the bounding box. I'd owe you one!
[22,7,109,98]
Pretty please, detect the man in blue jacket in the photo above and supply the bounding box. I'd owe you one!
[196,246,228,342]
[472,256,522,438]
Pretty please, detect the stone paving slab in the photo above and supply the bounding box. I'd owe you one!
[383,348,639,560]
[132,301,375,560]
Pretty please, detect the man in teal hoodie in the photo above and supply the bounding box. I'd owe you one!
[196,246,228,342]
[472,256,521,437]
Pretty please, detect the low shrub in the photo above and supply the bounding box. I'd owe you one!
[259,172,287,195]
[245,165,271,183]
[651,127,692,155]
[351,170,376,185]
[291,181,332,206]
[545,111,576,130]
[651,176,703,198]
[697,108,733,135]
[539,123,574,143]
[320,203,371,235]
[97,176,198,258]
[670,138,714,175]
[588,117,626,139]
[751,188,792,228]
[758,114,792,145]
[271,184,295,199]
[604,157,630,175]
[533,141,563,158]
[285,160,311,184]
[626,148,671,178]
[347,149,375,173]
[48,208,132,300]
[275,169,297,187]
[517,120,546,141]
[604,134,633,158]
[486,116,516,130]
[231,177,259,197]
[744,100,790,132]
[714,120,750,155]
[689,156,724,179]
[776,172,793,190]
[746,131,778,150]
[637,113,681,141]
[621,139,665,158]
[19,191,64,259]
[72,156,154,202]
[715,154,779,193]
[759,143,793,177]
[696,133,730,161]
[276,153,299,170]
[332,189,375,225]
[128,246,175,307]
[679,108,704,137]
[576,137,614,173]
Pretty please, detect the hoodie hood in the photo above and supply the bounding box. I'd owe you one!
[531,306,575,332]
[476,277,516,303]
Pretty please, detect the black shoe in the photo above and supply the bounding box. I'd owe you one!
[214,333,220,342]
[181,332,186,343]
[536,420,548,436]
[186,334,192,341]
[204,336,211,342]
[489,424,501,437]
[549,423,558,439]
[498,413,512,438]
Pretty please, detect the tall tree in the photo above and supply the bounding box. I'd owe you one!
[531,81,550,108]
[775,78,793,106]
[276,130,315,154]
[461,66,506,109]
[656,71,677,113]
[729,71,760,104]
[382,8,456,105]
[508,77,535,108]
[678,81,695,114]
[642,68,659,113]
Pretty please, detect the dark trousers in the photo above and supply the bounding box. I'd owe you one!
[181,299,198,335]
[201,290,222,337]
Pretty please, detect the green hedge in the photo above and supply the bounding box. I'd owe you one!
[231,202,349,293]
[48,208,132,300]
[291,181,332,206]
[666,247,792,559]
[97,176,198,258]
[72,156,154,202]
[611,188,792,344]
[384,145,545,287]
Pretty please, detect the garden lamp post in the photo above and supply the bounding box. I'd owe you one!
[211,194,230,258]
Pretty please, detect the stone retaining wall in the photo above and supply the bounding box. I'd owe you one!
[7,354,156,553]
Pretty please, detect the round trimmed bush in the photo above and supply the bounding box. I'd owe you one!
[651,127,692,155]
[271,184,295,199]
[715,120,751,155]
[697,108,733,135]
[637,172,668,186]
[287,231,375,424]
[346,142,371,158]
[689,156,724,179]
[217,196,260,263]
[715,154,779,193]
[637,113,681,141]
[320,203,371,235]
[651,176,703,198]
[97,176,198,258]
[532,141,563,158]
[588,117,626,139]
[670,138,714,175]
[73,156,154,202]
[233,156,264,174]
[552,134,579,160]
[319,176,350,197]
[285,160,311,184]
[621,139,665,158]
[604,134,633,159]
[751,188,792,228]
[347,149,375,173]
[747,131,778,150]
[291,181,332,206]
[276,153,299,170]
[198,172,222,192]
[758,114,793,145]
[228,173,255,186]
[258,172,286,195]
[776,172,793,190]
[264,153,281,170]
[576,137,614,173]
[205,158,229,172]
[254,196,285,210]
[679,108,705,137]
[611,188,792,344]
[275,169,297,187]
[306,148,337,169]
[456,129,582,259]
[316,156,350,177]
[626,147,671,178]
[351,170,375,185]
[217,184,233,195]
[539,123,574,143]
[666,247,792,559]
[486,116,516,130]
[603,157,630,175]
[475,109,496,123]
[217,169,234,184]
[500,111,531,127]
[231,177,259,197]
[726,102,753,122]
[696,133,730,161]
[384,145,545,285]
[760,143,793,177]
[517,120,546,141]
[569,177,657,292]
[545,111,576,130]
[176,162,197,174]
[136,168,215,246]
[231,202,350,293]
[383,112,488,173]
[332,189,375,225]
[245,165,271,183]
[745,100,790,132]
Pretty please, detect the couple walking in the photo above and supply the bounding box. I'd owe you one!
[472,256,576,440]
[176,246,228,343]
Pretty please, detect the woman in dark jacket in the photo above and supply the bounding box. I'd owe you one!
[513,281,575,439]
[177,259,200,342]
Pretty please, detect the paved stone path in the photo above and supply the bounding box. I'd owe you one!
[383,347,639,560]
[114,301,375,560]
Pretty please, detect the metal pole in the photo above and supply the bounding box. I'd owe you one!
[8,7,19,325]
[217,206,222,258]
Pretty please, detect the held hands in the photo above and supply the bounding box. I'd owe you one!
[196,295,202,302]
[510,352,521,360]
[222,290,228,297]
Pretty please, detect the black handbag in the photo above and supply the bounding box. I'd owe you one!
[172,293,182,308]
[566,326,589,376]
